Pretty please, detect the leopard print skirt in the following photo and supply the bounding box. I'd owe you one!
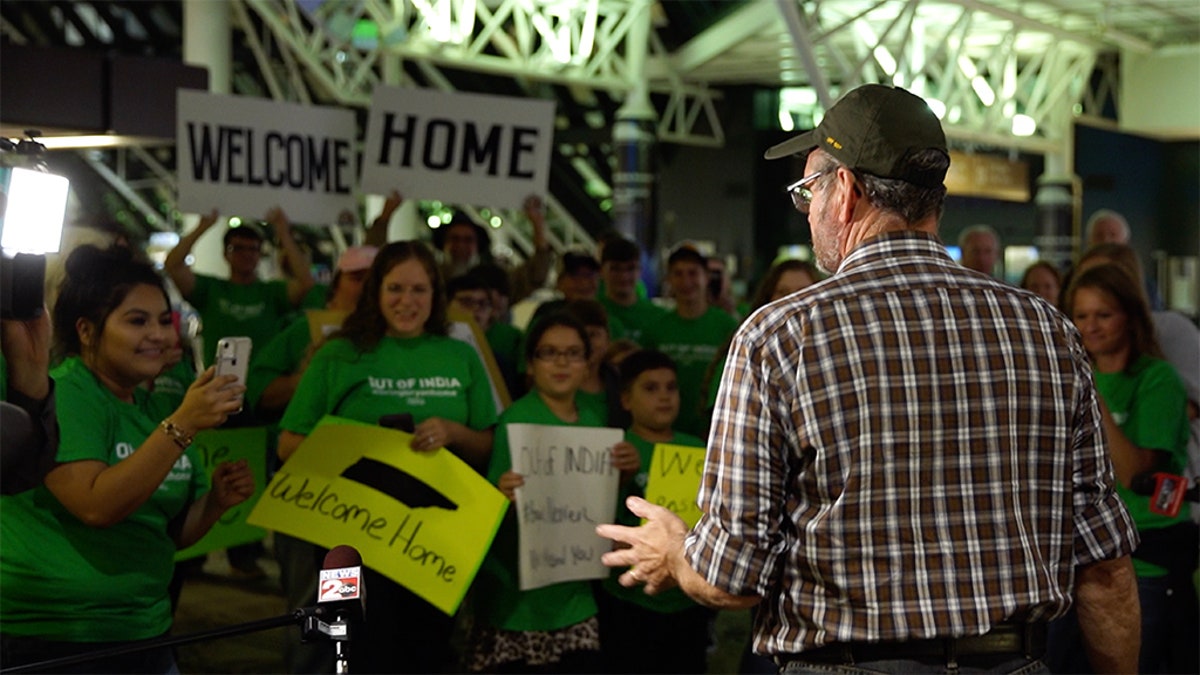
[465,616,600,672]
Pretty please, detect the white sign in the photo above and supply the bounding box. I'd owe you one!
[508,423,622,591]
[361,87,555,209]
[177,90,357,223]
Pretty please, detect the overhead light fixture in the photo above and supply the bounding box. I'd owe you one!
[35,134,161,150]
[1012,114,1037,136]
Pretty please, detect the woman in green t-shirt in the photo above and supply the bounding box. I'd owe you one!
[1050,263,1195,674]
[0,245,253,673]
[278,241,497,675]
[467,313,639,673]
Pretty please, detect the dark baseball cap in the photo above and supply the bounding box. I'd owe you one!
[560,250,600,276]
[764,84,948,188]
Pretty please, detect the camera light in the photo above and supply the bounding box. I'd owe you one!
[1,167,69,254]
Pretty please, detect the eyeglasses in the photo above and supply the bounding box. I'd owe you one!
[785,171,823,213]
[226,244,263,254]
[533,346,586,363]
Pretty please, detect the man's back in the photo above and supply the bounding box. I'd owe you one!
[696,231,1134,653]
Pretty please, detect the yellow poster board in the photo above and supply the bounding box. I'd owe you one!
[306,309,350,345]
[247,417,508,615]
[643,443,706,528]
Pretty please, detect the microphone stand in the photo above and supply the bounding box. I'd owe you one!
[2,606,350,674]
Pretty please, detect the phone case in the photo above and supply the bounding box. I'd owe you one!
[214,337,252,398]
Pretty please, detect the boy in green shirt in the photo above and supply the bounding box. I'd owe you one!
[642,247,738,437]
[599,349,710,674]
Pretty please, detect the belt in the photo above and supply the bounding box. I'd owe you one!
[779,621,1047,667]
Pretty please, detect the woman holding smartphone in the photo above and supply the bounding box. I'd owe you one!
[278,240,497,674]
[0,245,253,673]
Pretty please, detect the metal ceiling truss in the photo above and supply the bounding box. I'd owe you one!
[239,0,723,146]
[680,0,1106,156]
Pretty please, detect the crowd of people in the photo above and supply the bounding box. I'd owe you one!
[1,83,1198,675]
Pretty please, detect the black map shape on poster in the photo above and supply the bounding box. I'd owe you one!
[340,457,459,511]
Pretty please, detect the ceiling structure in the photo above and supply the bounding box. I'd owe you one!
[2,0,1197,241]
[235,0,1200,153]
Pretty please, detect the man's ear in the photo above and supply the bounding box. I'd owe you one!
[620,390,633,412]
[834,167,860,224]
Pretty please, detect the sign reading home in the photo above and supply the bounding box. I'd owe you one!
[361,86,555,209]
[177,90,357,223]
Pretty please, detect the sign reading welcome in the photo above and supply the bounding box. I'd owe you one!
[247,417,508,615]
[177,90,357,223]
[508,423,622,591]
[361,86,555,209]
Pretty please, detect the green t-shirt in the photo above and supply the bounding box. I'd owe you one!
[1095,354,1190,578]
[0,357,207,641]
[150,358,197,413]
[602,429,704,613]
[246,313,313,416]
[473,391,606,632]
[642,307,738,437]
[300,283,329,310]
[599,296,666,346]
[486,322,523,369]
[189,274,294,367]
[281,335,499,435]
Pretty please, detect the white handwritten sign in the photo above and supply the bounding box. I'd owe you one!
[361,86,555,209]
[177,90,357,223]
[508,423,622,591]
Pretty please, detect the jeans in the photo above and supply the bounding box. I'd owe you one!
[780,655,1050,675]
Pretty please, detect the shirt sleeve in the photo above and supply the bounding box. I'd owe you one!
[463,343,500,430]
[54,371,115,464]
[269,279,293,312]
[189,274,215,307]
[1066,331,1139,566]
[486,417,512,485]
[279,341,337,436]
[684,324,793,597]
[246,317,309,409]
[1127,360,1190,469]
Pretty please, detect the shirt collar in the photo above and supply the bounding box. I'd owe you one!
[836,230,953,274]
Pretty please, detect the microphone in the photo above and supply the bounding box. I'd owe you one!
[303,545,365,674]
[317,545,365,624]
[1129,472,1200,518]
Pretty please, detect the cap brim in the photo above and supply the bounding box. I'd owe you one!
[764,130,818,160]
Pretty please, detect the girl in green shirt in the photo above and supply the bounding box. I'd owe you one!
[469,313,639,673]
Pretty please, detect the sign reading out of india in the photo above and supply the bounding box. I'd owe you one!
[361,86,556,209]
[508,424,623,591]
[177,90,357,223]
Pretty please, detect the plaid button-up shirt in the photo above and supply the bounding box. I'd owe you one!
[685,231,1137,655]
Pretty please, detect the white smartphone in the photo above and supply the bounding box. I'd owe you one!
[214,337,252,408]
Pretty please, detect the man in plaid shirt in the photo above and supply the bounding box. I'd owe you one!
[598,84,1139,674]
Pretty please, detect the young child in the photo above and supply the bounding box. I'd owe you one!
[468,313,639,673]
[598,349,711,674]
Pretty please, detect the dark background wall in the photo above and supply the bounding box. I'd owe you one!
[656,104,1198,298]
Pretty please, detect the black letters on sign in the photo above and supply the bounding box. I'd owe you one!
[186,122,351,195]
[374,114,542,179]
